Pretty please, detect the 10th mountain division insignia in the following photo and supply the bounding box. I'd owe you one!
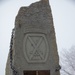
[23,33,49,63]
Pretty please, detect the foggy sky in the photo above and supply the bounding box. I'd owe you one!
[0,0,75,75]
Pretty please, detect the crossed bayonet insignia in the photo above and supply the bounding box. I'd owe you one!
[27,36,44,60]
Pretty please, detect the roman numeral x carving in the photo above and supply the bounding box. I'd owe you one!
[28,36,44,59]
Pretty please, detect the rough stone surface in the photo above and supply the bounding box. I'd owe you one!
[6,54,12,75]
[6,0,60,75]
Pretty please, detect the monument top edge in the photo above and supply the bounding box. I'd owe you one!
[20,0,49,8]
[41,0,49,2]
[16,0,50,17]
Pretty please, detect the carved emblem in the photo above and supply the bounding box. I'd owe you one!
[23,33,49,63]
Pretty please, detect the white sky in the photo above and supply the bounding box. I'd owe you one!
[0,0,75,75]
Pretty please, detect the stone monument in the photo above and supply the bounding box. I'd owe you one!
[6,0,60,75]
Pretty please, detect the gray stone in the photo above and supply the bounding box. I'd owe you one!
[6,0,60,75]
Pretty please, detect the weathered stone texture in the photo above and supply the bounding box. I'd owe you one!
[6,0,60,75]
[6,54,12,75]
